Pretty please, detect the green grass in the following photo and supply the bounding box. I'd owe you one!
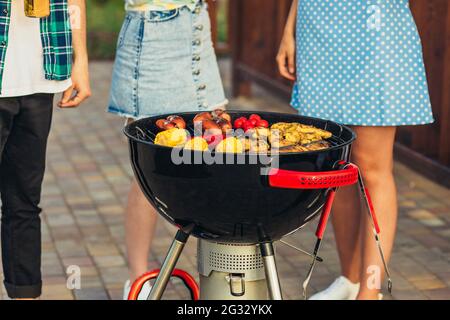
[216,0,228,44]
[87,0,125,59]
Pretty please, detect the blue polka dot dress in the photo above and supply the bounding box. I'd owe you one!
[291,0,435,126]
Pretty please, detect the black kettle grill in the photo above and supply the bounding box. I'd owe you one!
[124,111,392,300]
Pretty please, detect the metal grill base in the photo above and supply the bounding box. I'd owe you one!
[198,241,268,300]
[197,241,266,281]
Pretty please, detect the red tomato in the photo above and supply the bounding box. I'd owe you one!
[244,120,255,127]
[257,120,269,128]
[249,119,258,126]
[249,114,262,122]
[234,118,245,129]
[243,122,255,132]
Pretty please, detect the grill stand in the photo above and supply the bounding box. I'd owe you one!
[147,230,190,300]
[144,235,284,300]
[198,241,269,300]
[260,242,283,300]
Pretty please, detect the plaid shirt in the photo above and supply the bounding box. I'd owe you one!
[0,0,72,93]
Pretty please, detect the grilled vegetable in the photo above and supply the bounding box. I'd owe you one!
[271,122,332,139]
[184,137,209,151]
[276,141,331,153]
[245,139,270,153]
[270,122,332,149]
[215,137,244,154]
[155,128,188,147]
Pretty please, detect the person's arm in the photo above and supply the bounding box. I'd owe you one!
[276,0,298,81]
[59,0,91,108]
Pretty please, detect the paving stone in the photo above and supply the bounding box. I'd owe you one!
[55,240,89,258]
[46,214,76,227]
[42,264,66,277]
[79,266,100,277]
[108,289,124,300]
[62,256,95,268]
[74,288,109,300]
[50,226,83,241]
[392,289,428,300]
[75,275,104,289]
[42,288,74,300]
[86,243,121,257]
[93,255,126,268]
[410,277,447,290]
[422,288,450,300]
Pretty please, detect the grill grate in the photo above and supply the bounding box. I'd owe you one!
[130,113,351,150]
[133,124,344,149]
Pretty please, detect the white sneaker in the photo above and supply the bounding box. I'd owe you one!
[123,280,152,300]
[309,276,360,300]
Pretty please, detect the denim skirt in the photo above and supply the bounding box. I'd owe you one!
[108,2,228,119]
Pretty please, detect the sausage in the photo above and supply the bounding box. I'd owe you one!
[167,116,186,129]
[213,109,231,123]
[201,119,223,136]
[156,119,176,131]
[194,112,213,123]
[216,118,232,133]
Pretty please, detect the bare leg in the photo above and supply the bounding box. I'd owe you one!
[331,185,362,284]
[125,179,158,281]
[352,127,398,300]
[331,126,398,299]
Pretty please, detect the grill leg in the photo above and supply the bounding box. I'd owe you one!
[260,242,283,300]
[147,230,190,300]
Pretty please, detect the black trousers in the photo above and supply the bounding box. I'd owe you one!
[0,94,54,298]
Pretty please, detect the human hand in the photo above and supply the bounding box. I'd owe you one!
[277,32,296,81]
[58,58,91,108]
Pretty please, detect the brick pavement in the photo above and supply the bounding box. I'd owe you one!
[0,60,449,300]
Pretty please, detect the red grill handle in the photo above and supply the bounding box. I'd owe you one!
[268,163,359,189]
[315,190,336,239]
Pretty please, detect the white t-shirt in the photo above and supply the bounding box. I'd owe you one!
[0,0,72,98]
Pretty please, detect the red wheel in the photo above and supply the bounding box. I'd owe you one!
[128,269,200,300]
